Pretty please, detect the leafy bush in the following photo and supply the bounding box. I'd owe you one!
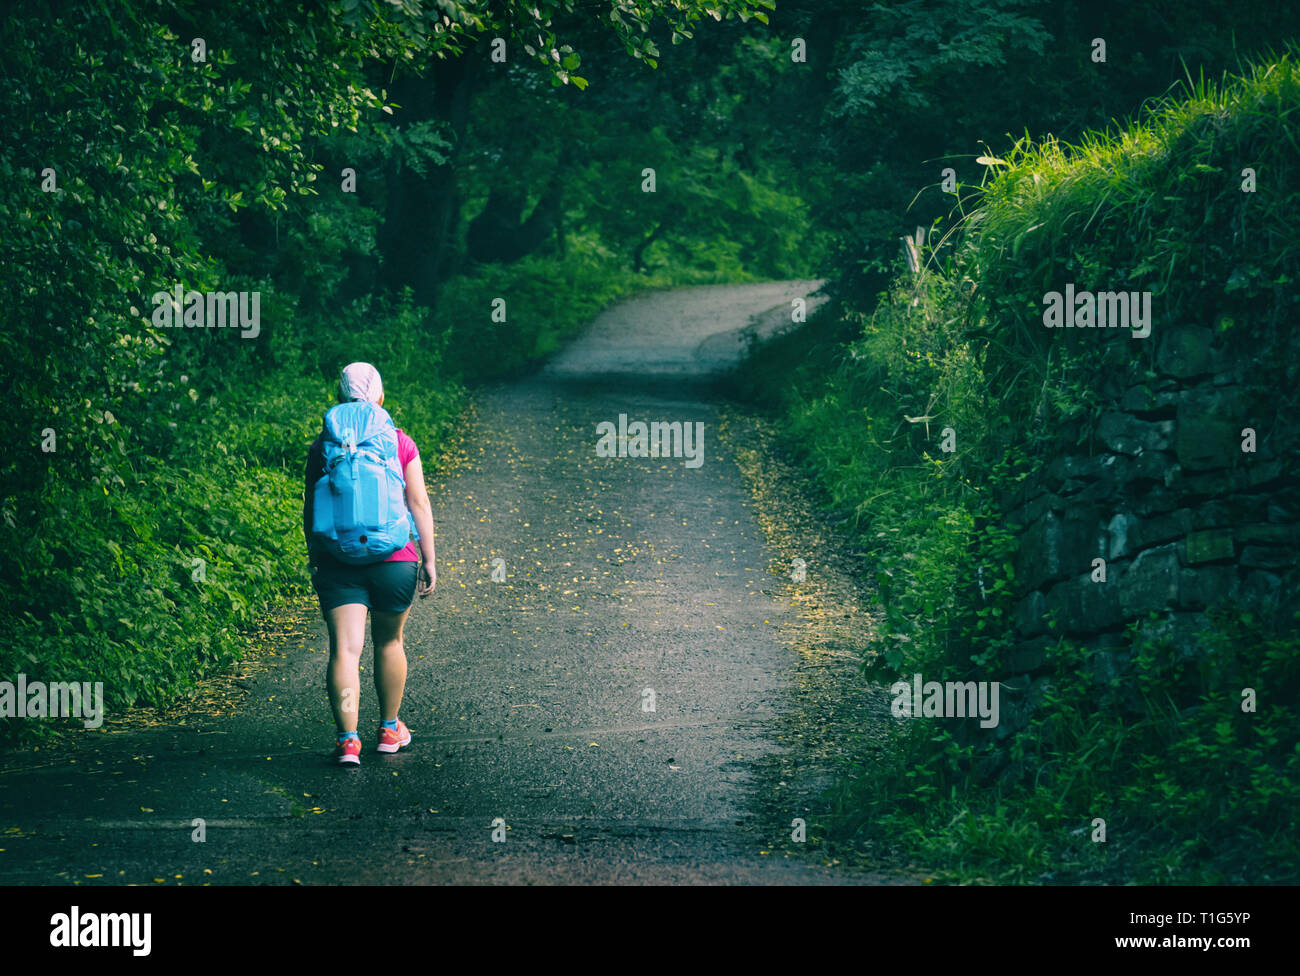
[738,53,1300,882]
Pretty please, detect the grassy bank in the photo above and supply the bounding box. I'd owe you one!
[733,55,1300,883]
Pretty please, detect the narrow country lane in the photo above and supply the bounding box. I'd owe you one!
[0,281,902,884]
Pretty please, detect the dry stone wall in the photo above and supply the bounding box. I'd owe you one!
[999,322,1298,728]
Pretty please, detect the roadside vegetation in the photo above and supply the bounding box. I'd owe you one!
[734,54,1300,883]
[0,0,811,742]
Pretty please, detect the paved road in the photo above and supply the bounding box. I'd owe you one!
[0,280,900,884]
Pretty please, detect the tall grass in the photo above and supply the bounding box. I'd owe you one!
[739,52,1300,882]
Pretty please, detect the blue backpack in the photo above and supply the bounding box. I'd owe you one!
[310,401,419,565]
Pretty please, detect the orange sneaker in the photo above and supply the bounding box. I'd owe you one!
[334,735,362,765]
[377,720,411,754]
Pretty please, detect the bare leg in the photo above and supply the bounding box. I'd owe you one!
[325,603,369,733]
[371,607,411,722]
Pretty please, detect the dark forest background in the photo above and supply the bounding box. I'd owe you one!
[2,0,1297,882]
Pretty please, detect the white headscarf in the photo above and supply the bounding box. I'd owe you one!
[338,362,383,403]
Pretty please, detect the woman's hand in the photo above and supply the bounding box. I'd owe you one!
[403,453,437,599]
[417,559,436,597]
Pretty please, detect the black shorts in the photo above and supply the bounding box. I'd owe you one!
[311,558,419,613]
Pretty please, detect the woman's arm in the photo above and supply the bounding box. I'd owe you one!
[404,453,436,596]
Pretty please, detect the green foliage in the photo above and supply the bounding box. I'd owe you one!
[0,1,398,739]
[837,601,1300,883]
[459,79,825,279]
[831,0,1050,116]
[738,54,1300,882]
[968,56,1300,441]
[0,0,801,744]
[759,0,1300,308]
[0,284,463,742]
[337,0,776,83]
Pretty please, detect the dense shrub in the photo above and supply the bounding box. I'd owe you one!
[739,54,1300,882]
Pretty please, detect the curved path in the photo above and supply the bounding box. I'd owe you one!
[0,280,906,884]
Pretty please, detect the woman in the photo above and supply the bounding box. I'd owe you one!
[303,362,436,765]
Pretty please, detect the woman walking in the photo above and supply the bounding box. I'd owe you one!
[303,362,436,765]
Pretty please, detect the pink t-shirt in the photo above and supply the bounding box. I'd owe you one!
[387,428,419,562]
[306,427,420,563]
